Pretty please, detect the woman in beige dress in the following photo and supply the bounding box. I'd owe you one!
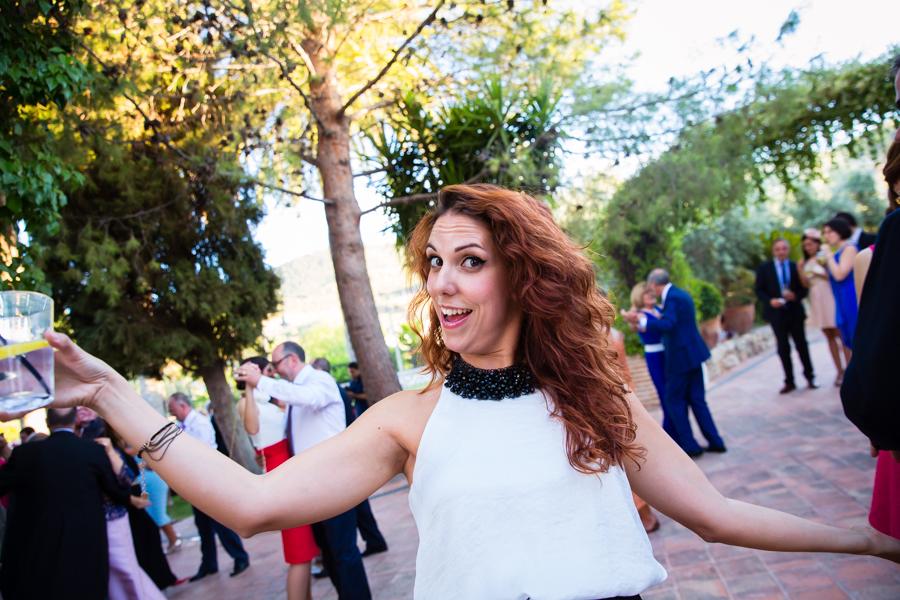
[797,230,846,385]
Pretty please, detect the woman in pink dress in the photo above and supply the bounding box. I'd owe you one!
[796,230,845,385]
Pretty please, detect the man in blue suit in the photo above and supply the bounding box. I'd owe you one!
[623,269,726,457]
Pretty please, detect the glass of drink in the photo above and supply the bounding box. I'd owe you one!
[0,291,54,412]
[816,250,827,265]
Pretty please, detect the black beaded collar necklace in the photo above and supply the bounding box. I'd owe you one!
[444,356,535,401]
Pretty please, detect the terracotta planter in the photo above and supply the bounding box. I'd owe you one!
[699,315,722,349]
[722,304,755,335]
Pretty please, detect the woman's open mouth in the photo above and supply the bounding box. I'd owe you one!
[440,307,472,329]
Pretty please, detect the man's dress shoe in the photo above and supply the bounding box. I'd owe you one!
[779,383,796,394]
[230,562,250,577]
[189,568,217,582]
[362,545,388,558]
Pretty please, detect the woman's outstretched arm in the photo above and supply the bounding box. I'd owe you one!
[46,332,408,537]
[623,392,900,562]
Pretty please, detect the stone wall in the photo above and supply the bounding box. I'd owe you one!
[704,325,775,380]
[625,325,775,411]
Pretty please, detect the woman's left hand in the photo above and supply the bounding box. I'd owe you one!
[855,526,900,563]
[45,332,117,412]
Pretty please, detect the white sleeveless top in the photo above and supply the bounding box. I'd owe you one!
[248,391,287,450]
[408,386,666,600]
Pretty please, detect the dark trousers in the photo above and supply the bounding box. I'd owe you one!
[771,318,814,385]
[192,506,249,572]
[355,499,387,551]
[646,352,679,445]
[312,508,371,600]
[666,366,724,454]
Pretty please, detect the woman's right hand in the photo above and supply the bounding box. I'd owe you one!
[45,331,117,412]
[130,495,152,510]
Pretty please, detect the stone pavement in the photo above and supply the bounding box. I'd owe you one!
[161,330,900,599]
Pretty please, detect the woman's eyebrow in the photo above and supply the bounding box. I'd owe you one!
[454,243,484,252]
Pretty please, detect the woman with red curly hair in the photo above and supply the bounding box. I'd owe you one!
[34,184,900,599]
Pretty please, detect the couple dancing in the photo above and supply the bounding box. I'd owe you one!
[23,185,900,599]
[620,271,726,458]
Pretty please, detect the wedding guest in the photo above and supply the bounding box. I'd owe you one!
[346,362,369,415]
[755,238,816,393]
[78,406,105,440]
[237,356,317,600]
[16,427,34,445]
[103,424,182,590]
[94,432,168,599]
[797,231,846,386]
[42,185,900,600]
[237,344,371,600]
[0,408,145,600]
[622,269,727,457]
[822,218,859,354]
[842,141,900,538]
[312,357,389,558]
[629,282,677,444]
[167,393,250,581]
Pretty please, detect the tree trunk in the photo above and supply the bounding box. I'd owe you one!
[198,359,261,474]
[308,56,402,405]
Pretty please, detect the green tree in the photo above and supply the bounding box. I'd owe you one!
[368,78,565,240]
[0,0,93,287]
[50,0,634,407]
[591,50,898,291]
[35,137,278,473]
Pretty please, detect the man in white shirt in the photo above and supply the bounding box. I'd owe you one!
[167,393,250,581]
[237,342,371,600]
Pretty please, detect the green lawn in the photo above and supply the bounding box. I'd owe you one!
[168,493,194,523]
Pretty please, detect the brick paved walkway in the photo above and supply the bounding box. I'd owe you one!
[162,330,900,599]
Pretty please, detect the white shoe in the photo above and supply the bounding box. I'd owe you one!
[164,538,183,555]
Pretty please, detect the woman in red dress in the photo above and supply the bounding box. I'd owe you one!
[237,357,318,600]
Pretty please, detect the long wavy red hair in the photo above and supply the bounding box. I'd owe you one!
[406,184,644,474]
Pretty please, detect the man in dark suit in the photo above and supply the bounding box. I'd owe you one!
[623,269,726,457]
[0,407,142,600]
[755,238,816,394]
[311,358,388,560]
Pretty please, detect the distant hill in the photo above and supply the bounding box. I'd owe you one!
[264,243,415,337]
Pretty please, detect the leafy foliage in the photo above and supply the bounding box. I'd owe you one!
[35,138,279,379]
[0,0,93,285]
[720,268,757,309]
[688,279,724,322]
[369,78,564,241]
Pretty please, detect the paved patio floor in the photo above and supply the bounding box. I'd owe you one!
[162,330,900,599]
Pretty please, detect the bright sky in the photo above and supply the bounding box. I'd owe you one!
[256,0,898,267]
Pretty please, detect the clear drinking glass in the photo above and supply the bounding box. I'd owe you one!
[0,291,54,412]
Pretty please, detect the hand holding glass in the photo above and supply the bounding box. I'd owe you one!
[0,292,54,412]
